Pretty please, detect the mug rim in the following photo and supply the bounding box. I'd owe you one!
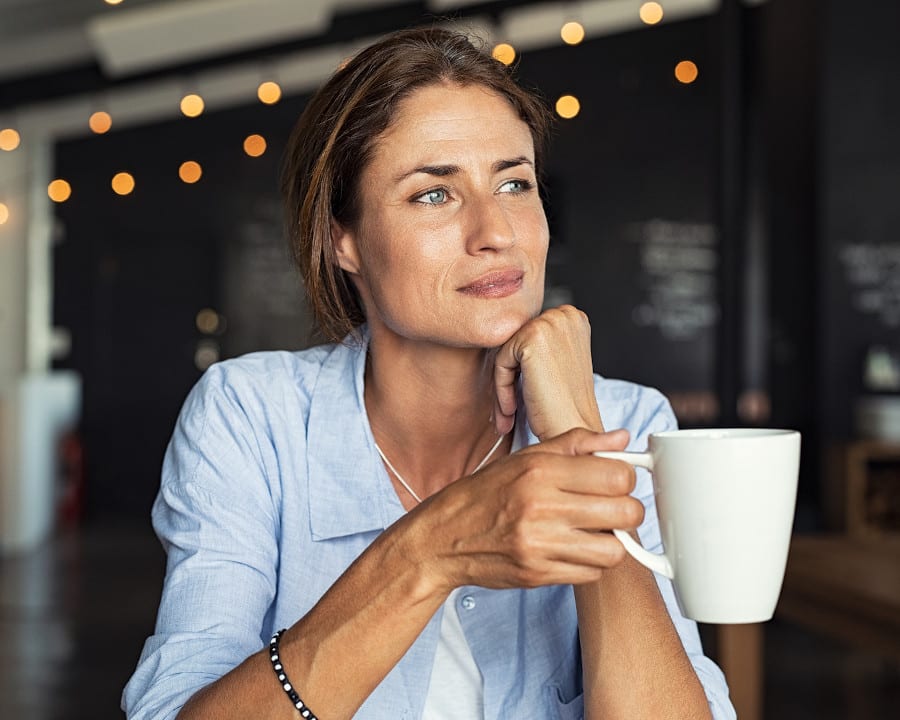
[650,428,799,440]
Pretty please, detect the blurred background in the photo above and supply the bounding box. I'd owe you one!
[0,0,898,717]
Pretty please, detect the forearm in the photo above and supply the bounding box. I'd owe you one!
[575,557,712,720]
[178,512,446,720]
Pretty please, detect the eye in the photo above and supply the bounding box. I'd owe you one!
[414,188,449,205]
[498,178,534,194]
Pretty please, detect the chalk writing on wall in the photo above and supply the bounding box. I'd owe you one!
[628,219,719,341]
[839,242,900,327]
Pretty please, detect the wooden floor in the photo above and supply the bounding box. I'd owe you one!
[1,524,898,719]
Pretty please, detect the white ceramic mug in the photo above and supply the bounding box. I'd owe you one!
[595,428,801,624]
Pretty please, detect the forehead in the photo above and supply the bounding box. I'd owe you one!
[372,82,535,162]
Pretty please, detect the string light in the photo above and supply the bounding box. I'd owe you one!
[561,21,585,46]
[0,128,21,151]
[555,95,581,119]
[48,180,72,203]
[179,161,203,184]
[89,111,113,134]
[243,134,267,157]
[675,60,699,84]
[640,2,665,25]
[111,172,135,195]
[0,202,9,225]
[492,43,516,66]
[257,81,282,105]
[180,93,205,118]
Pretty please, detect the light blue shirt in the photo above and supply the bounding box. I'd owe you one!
[123,332,736,720]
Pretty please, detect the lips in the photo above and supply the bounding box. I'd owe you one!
[458,269,524,298]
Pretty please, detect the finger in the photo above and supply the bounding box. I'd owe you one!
[496,532,630,587]
[493,333,525,416]
[522,427,631,457]
[493,397,515,436]
[562,495,646,531]
[507,451,638,496]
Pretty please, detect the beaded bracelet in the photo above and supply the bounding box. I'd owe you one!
[269,629,319,720]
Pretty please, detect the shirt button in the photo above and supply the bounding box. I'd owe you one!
[460,594,476,610]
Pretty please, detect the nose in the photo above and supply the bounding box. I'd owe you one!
[465,195,516,255]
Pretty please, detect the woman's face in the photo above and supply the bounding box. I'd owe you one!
[334,82,549,349]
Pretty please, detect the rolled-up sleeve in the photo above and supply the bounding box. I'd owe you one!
[122,365,280,720]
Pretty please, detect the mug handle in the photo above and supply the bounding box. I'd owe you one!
[592,451,675,580]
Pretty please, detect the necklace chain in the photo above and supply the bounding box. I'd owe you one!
[374,433,506,505]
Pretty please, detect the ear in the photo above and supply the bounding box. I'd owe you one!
[331,218,362,275]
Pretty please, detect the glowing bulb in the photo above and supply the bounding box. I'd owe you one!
[105,0,125,5]
[111,172,135,195]
[180,93,205,118]
[640,2,664,25]
[257,81,282,105]
[0,203,9,225]
[48,179,72,203]
[179,161,203,184]
[492,43,516,66]
[675,60,699,84]
[0,128,21,151]
[555,95,581,119]
[561,21,585,45]
[243,134,267,157]
[89,111,112,134]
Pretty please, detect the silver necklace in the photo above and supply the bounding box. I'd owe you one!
[374,432,506,505]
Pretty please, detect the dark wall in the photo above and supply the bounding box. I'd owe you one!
[54,97,314,518]
[818,0,900,441]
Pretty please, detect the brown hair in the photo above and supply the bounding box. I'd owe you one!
[281,25,553,343]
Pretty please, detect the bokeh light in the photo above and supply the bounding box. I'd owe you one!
[89,111,113,134]
[675,60,699,84]
[180,93,205,118]
[0,128,21,151]
[257,81,282,105]
[179,161,203,184]
[492,43,516,66]
[555,95,581,119]
[48,179,72,203]
[243,134,267,157]
[111,172,135,195]
[195,308,223,334]
[0,203,9,225]
[561,21,585,45]
[640,2,665,25]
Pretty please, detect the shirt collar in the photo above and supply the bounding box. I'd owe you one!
[305,325,536,541]
[306,326,406,541]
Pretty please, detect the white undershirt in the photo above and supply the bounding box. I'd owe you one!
[421,588,484,719]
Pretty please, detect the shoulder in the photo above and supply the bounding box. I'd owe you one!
[189,344,335,410]
[592,374,677,444]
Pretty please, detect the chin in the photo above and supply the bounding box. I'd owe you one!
[469,308,538,348]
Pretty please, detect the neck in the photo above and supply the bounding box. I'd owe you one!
[364,327,507,499]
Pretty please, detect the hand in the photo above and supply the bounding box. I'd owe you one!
[493,304,602,440]
[413,428,643,592]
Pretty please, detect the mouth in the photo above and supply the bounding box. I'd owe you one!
[458,269,524,298]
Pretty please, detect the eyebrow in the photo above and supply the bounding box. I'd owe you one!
[393,156,534,183]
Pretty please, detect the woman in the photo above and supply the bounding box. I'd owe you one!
[124,27,735,720]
